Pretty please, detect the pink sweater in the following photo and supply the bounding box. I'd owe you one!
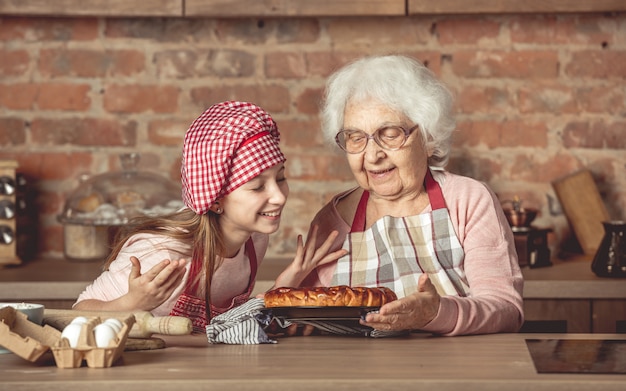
[74,231,268,316]
[303,170,524,336]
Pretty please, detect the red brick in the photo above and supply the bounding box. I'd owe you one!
[285,153,352,181]
[148,119,189,146]
[452,50,559,79]
[9,152,92,181]
[265,52,307,79]
[155,49,255,78]
[214,18,321,44]
[562,121,626,149]
[168,157,183,184]
[437,18,500,44]
[306,50,441,78]
[275,19,321,43]
[0,118,26,145]
[565,50,626,78]
[305,52,366,78]
[447,155,502,182]
[0,83,38,110]
[294,88,323,115]
[36,191,65,215]
[0,49,29,76]
[327,17,432,46]
[401,51,443,75]
[0,17,97,41]
[103,84,179,113]
[214,19,273,44]
[456,85,512,114]
[37,83,91,110]
[39,49,145,77]
[510,154,581,182]
[190,85,290,114]
[576,85,625,114]
[455,120,548,148]
[40,225,64,253]
[277,118,325,148]
[518,83,577,114]
[511,15,615,45]
[31,118,137,147]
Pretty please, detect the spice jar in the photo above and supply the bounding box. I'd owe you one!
[58,153,183,261]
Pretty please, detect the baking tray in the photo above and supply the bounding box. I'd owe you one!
[262,306,380,321]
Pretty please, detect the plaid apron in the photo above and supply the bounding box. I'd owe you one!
[331,170,469,298]
[170,239,258,333]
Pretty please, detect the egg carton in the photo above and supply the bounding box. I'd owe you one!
[0,306,135,368]
[51,315,135,368]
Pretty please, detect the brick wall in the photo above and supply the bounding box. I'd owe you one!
[1,13,625,260]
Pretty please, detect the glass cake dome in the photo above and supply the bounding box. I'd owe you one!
[58,153,183,261]
[58,153,183,226]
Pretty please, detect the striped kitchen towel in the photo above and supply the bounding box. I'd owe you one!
[206,298,277,344]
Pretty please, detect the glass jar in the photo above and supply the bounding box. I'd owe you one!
[57,153,183,261]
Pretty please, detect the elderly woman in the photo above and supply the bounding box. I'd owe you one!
[302,55,524,336]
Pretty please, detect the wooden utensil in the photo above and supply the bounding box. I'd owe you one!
[43,309,192,338]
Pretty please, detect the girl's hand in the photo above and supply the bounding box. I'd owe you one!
[121,256,188,311]
[272,225,348,289]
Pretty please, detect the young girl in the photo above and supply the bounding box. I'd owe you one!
[73,101,345,333]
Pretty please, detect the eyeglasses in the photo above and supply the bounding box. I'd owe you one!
[335,124,419,154]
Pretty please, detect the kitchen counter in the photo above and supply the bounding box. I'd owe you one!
[2,255,625,303]
[1,332,625,390]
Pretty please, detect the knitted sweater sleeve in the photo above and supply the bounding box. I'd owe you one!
[420,172,524,335]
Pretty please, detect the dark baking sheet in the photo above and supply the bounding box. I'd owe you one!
[262,306,380,321]
[526,339,626,374]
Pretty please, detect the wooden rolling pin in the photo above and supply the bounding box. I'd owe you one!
[43,309,192,338]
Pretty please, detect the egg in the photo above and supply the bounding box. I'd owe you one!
[93,323,117,348]
[70,316,89,325]
[103,318,123,333]
[61,323,83,348]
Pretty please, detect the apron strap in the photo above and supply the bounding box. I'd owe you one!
[351,169,445,233]
[204,238,258,323]
[425,169,446,210]
[246,238,258,285]
[350,190,369,233]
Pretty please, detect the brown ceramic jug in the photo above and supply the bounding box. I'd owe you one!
[591,221,626,278]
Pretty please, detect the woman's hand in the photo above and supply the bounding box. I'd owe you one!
[122,256,188,311]
[360,274,440,331]
[272,225,348,289]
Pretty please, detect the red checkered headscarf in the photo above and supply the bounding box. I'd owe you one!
[181,101,286,215]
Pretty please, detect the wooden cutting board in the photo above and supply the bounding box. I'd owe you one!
[124,337,166,351]
[552,169,610,255]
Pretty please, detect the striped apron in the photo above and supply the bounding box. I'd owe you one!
[170,239,258,333]
[331,170,469,299]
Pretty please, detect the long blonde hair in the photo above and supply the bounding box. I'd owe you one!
[104,208,224,306]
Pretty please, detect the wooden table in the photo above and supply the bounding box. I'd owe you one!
[1,332,625,390]
[2,256,626,332]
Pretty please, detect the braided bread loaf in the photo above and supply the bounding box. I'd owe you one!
[264,285,397,307]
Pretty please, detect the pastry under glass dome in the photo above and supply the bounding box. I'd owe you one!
[58,153,183,261]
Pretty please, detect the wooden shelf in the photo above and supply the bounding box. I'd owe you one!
[408,0,626,14]
[0,0,181,17]
[1,0,625,18]
[185,0,404,17]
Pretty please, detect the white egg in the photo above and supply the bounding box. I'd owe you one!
[103,318,123,333]
[70,316,89,325]
[93,323,117,348]
[61,323,83,348]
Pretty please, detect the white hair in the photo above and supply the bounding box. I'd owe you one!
[321,55,456,167]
